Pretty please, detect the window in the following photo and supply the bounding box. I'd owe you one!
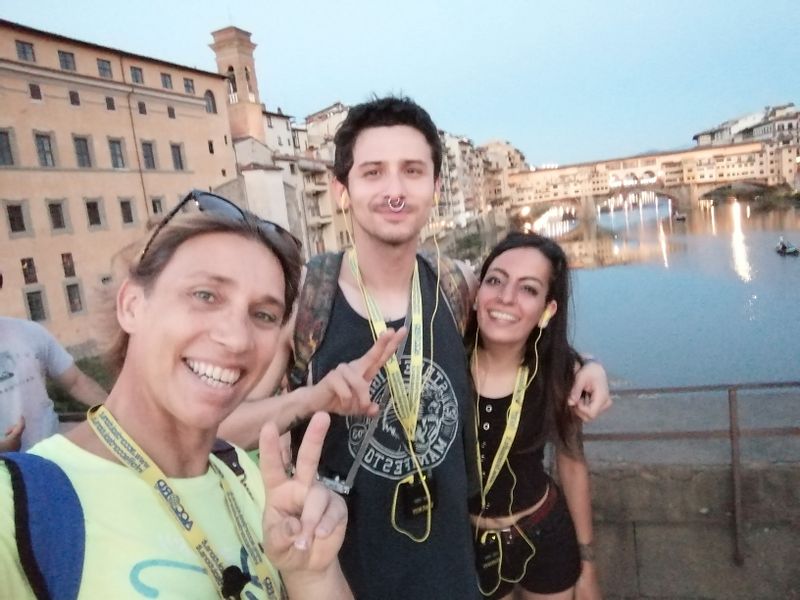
[29,83,42,100]
[73,136,92,168]
[208,140,214,154]
[170,144,185,170]
[289,163,296,175]
[85,200,102,226]
[109,139,125,168]
[105,96,115,110]
[35,134,56,167]
[97,59,113,79]
[21,258,37,284]
[151,197,163,214]
[58,50,76,71]
[48,202,66,230]
[141,142,156,169]
[167,106,176,119]
[204,90,217,114]
[20,258,39,284]
[130,66,144,84]
[160,73,173,89]
[26,291,46,322]
[69,90,80,106]
[183,78,195,95]
[119,199,134,224]
[66,283,83,313]
[278,137,283,146]
[267,115,273,128]
[16,41,35,62]
[0,131,14,166]
[6,204,27,233]
[61,253,76,277]
[138,101,147,115]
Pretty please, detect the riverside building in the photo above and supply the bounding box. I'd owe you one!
[0,19,236,351]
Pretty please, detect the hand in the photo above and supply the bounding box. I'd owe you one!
[260,412,347,575]
[568,361,611,422]
[0,417,25,452]
[574,560,602,600]
[307,328,406,418]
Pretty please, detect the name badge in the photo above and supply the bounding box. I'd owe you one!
[399,470,436,518]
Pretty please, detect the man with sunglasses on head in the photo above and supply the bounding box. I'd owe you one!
[220,96,611,600]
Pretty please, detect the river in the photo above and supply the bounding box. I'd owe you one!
[564,197,800,389]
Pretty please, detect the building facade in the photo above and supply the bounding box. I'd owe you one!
[0,19,236,351]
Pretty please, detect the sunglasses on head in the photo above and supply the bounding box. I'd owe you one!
[139,189,302,263]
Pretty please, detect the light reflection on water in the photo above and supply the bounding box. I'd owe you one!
[564,198,800,388]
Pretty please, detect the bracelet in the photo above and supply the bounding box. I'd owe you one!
[578,542,595,562]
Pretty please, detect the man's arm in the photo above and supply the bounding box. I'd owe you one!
[54,365,107,407]
[218,388,319,449]
[219,329,405,449]
[569,360,612,422]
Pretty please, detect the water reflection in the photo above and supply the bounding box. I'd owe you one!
[730,201,752,283]
[533,194,800,278]
[658,221,669,269]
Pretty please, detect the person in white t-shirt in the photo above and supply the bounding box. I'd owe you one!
[0,316,107,451]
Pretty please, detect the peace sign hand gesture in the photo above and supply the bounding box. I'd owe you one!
[306,328,406,418]
[259,412,352,597]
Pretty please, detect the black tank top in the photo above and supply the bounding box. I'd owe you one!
[310,256,480,600]
[468,386,550,517]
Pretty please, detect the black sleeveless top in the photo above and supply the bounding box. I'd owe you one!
[310,257,480,600]
[468,387,549,517]
[467,380,582,517]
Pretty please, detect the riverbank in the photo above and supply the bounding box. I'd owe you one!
[588,463,800,598]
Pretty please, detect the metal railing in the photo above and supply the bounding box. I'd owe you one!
[584,380,800,565]
[59,380,800,565]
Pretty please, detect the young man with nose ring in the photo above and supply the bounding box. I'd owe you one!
[220,96,611,599]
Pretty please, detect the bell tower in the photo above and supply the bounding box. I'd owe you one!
[209,27,265,143]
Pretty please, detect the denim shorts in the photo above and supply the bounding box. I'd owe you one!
[473,484,581,598]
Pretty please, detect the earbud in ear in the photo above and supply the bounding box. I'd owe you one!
[472,301,478,311]
[538,305,554,329]
[434,192,440,206]
[339,190,350,210]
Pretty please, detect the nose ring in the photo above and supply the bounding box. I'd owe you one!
[385,195,405,213]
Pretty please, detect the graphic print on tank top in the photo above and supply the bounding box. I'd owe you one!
[345,355,459,480]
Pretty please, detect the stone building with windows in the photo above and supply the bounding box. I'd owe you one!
[0,19,236,351]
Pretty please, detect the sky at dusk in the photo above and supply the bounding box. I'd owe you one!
[4,0,799,166]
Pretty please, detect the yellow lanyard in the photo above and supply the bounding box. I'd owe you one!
[87,405,282,600]
[346,250,424,441]
[347,250,433,542]
[474,365,529,510]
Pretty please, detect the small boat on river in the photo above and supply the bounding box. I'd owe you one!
[776,241,799,256]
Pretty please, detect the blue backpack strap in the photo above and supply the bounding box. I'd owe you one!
[1,452,85,600]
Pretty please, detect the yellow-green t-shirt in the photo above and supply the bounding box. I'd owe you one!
[0,434,278,599]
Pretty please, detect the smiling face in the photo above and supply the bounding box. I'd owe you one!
[118,232,285,433]
[476,246,557,352]
[336,125,438,247]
